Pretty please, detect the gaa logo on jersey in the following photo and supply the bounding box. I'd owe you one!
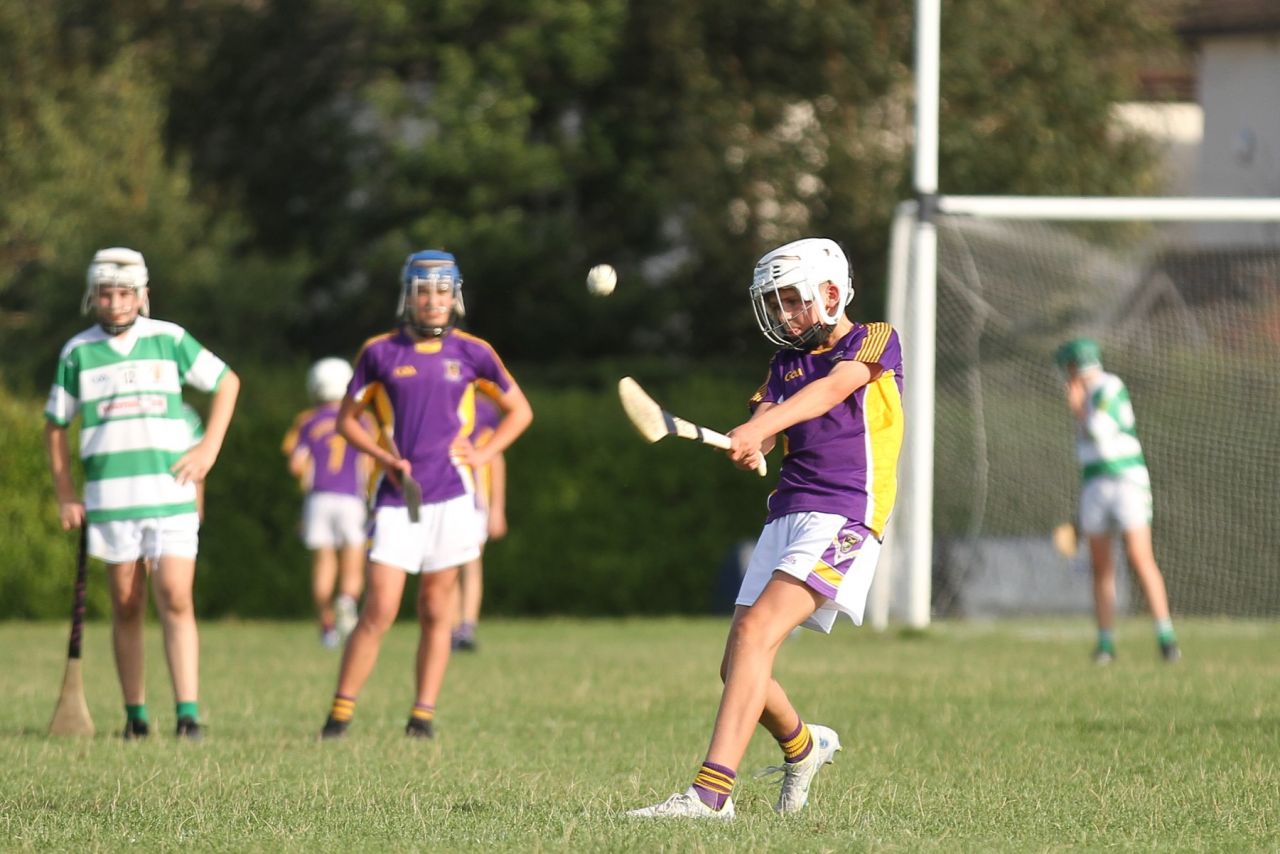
[443,359,462,381]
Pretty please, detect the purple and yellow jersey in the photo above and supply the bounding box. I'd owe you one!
[472,391,502,506]
[750,322,905,536]
[349,328,514,509]
[281,401,372,498]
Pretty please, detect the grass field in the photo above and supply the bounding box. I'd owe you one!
[2,617,1278,851]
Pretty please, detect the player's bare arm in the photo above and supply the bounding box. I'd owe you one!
[287,449,310,480]
[336,394,407,475]
[487,452,508,539]
[726,360,880,467]
[1064,375,1087,420]
[43,422,85,530]
[172,369,240,485]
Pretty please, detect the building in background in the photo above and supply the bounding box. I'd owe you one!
[1180,1,1280,244]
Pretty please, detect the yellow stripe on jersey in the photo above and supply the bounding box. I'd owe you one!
[280,407,315,455]
[854,322,892,364]
[454,384,477,495]
[475,378,503,402]
[864,369,904,535]
[749,360,775,407]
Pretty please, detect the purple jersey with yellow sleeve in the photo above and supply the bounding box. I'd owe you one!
[349,328,514,509]
[281,401,371,497]
[750,322,905,536]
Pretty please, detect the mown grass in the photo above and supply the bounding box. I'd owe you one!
[1,617,1277,851]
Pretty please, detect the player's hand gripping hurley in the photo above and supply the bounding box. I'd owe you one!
[618,377,767,476]
[382,432,423,523]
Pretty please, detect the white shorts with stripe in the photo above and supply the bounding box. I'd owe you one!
[301,492,368,549]
[368,493,482,575]
[88,513,200,564]
[1079,474,1152,536]
[736,511,882,634]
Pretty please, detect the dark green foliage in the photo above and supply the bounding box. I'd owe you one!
[3,361,774,619]
[0,0,1173,381]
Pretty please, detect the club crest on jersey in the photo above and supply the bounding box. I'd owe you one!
[443,359,462,381]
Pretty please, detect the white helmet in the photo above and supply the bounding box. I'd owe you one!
[83,247,150,332]
[750,237,853,349]
[306,357,354,403]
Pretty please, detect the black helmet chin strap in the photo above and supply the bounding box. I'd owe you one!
[99,318,138,336]
[407,319,451,339]
[791,321,834,350]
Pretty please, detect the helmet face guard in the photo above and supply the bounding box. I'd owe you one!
[750,238,853,349]
[399,250,464,338]
[84,247,149,335]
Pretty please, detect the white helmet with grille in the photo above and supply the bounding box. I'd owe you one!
[83,247,150,324]
[750,238,853,349]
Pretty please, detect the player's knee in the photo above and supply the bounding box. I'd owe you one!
[112,594,146,622]
[359,605,396,635]
[730,611,774,654]
[156,594,195,620]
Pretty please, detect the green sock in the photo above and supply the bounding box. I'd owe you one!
[176,701,199,722]
[126,704,149,724]
[1097,629,1115,652]
[1155,619,1176,645]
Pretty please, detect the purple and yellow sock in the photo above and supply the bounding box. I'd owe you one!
[779,719,814,763]
[691,761,736,811]
[409,703,434,724]
[330,693,356,723]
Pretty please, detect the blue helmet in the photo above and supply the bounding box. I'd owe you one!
[398,249,465,337]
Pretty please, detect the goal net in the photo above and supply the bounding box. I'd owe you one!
[883,198,1280,620]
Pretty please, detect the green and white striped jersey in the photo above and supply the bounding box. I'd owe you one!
[1075,371,1149,486]
[45,317,229,522]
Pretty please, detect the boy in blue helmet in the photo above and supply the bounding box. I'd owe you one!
[319,250,532,739]
[1055,338,1179,665]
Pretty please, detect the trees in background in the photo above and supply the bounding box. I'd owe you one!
[0,0,1175,381]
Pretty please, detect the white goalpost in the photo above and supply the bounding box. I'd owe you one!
[874,195,1280,628]
[868,0,1280,628]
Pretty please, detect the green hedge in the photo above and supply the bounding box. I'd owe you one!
[2,360,774,619]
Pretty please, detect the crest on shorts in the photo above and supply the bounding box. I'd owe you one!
[836,530,863,556]
[443,359,462,381]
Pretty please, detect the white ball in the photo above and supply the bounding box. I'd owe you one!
[586,263,617,297]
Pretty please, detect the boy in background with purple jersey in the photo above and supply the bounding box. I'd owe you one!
[629,237,904,820]
[282,357,374,649]
[451,389,508,652]
[319,250,532,740]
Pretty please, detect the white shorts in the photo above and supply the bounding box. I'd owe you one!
[1079,475,1152,536]
[88,513,200,564]
[301,492,368,549]
[368,494,482,575]
[737,511,882,634]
